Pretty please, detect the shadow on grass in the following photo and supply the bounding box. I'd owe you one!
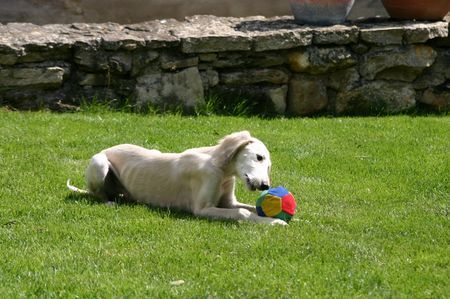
[64,192,244,225]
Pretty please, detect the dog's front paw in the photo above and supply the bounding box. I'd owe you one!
[269,218,288,226]
[250,213,288,225]
[258,217,288,226]
[237,208,253,218]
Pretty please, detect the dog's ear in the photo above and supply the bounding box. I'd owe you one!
[213,131,253,169]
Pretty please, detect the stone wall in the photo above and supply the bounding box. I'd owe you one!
[0,16,449,115]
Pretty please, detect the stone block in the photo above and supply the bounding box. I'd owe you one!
[181,36,251,54]
[250,30,312,52]
[73,46,108,72]
[212,53,247,69]
[131,50,159,76]
[124,19,181,49]
[135,67,204,111]
[360,45,437,81]
[212,52,286,69]
[220,68,289,85]
[403,22,449,44]
[360,26,404,45]
[78,73,108,86]
[160,53,198,71]
[75,48,138,75]
[288,51,309,72]
[414,49,450,89]
[420,88,450,111]
[266,85,288,114]
[0,66,65,88]
[233,16,312,51]
[251,52,287,68]
[0,23,75,64]
[289,46,357,74]
[350,43,370,55]
[288,75,328,116]
[200,69,219,89]
[18,48,72,64]
[109,52,133,74]
[335,81,416,115]
[178,16,251,53]
[0,53,18,65]
[312,25,359,45]
[327,68,360,91]
[360,21,448,45]
[231,16,315,52]
[198,53,217,62]
[377,66,424,82]
[101,33,146,52]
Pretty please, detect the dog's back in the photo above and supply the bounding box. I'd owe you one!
[102,144,219,211]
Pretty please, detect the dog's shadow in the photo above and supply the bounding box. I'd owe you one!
[64,193,238,224]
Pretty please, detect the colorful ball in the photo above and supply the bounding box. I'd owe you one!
[256,186,297,222]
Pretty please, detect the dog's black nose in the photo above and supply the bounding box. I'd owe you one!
[260,183,270,190]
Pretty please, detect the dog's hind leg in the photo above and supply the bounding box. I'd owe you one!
[85,152,131,202]
[85,152,111,200]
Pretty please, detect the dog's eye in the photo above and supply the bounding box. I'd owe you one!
[256,154,264,161]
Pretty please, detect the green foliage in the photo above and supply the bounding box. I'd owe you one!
[77,93,277,117]
[197,93,255,117]
[0,111,448,297]
[79,97,137,114]
[198,92,280,118]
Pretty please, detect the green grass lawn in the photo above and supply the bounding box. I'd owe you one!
[0,110,448,298]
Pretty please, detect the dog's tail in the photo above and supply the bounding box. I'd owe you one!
[66,179,90,194]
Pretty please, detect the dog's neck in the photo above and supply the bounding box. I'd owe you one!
[221,157,240,177]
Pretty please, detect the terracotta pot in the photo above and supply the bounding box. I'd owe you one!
[289,0,355,25]
[381,0,450,21]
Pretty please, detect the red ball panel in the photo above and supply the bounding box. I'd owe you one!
[281,193,296,215]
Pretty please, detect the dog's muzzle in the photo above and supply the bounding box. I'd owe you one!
[259,182,270,191]
[245,175,270,191]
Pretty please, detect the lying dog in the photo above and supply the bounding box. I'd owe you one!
[67,131,287,225]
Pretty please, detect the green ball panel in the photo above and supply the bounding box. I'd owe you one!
[274,211,293,222]
[256,190,269,207]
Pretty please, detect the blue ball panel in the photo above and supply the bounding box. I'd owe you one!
[267,186,289,198]
[256,206,266,217]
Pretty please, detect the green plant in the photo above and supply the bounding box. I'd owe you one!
[196,93,254,116]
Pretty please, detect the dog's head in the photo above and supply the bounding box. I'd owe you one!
[217,131,271,191]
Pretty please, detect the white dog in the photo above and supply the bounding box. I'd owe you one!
[67,131,287,225]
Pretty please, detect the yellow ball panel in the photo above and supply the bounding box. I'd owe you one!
[261,195,282,217]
